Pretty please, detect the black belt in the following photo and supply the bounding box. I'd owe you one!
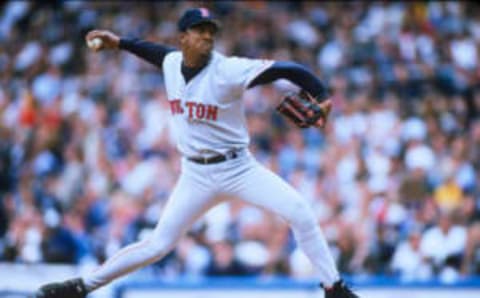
[188,151,239,165]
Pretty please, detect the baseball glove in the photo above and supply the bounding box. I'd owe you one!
[276,91,332,128]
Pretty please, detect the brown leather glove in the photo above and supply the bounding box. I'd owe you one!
[276,91,332,129]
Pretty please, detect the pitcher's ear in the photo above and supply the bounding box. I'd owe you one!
[179,32,187,45]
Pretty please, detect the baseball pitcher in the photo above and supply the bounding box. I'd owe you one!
[35,8,358,298]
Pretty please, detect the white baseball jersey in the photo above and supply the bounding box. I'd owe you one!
[162,50,274,157]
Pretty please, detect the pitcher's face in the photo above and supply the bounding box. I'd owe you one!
[181,23,217,57]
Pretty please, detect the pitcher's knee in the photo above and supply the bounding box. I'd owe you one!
[144,235,178,262]
[286,201,318,233]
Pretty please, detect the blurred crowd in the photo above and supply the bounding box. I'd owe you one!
[0,1,479,283]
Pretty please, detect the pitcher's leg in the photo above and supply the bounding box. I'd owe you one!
[82,173,221,292]
[233,162,339,286]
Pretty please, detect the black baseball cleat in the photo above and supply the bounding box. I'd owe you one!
[322,279,359,298]
[35,278,87,298]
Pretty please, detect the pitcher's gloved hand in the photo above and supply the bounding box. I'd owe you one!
[276,90,332,128]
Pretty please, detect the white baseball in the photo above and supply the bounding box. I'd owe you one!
[87,37,103,49]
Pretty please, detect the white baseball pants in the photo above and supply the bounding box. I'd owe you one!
[83,149,339,291]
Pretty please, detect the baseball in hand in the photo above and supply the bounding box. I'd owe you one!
[87,37,103,50]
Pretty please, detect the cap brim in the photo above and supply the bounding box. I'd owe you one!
[189,19,221,31]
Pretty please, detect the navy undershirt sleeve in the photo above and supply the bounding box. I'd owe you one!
[247,61,330,100]
[119,38,176,68]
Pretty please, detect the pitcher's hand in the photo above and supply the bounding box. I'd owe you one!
[85,30,120,51]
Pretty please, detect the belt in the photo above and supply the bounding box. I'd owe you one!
[187,150,239,165]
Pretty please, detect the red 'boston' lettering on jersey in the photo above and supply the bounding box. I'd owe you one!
[185,102,197,118]
[172,101,218,122]
[169,99,183,114]
[196,103,206,119]
[206,105,218,121]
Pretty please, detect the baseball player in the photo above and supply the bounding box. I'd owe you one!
[35,8,359,298]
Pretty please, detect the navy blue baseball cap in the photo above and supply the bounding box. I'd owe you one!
[178,8,220,32]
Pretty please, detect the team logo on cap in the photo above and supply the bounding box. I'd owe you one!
[199,8,210,17]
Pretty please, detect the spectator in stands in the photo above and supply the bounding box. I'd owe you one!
[390,228,432,281]
[206,240,249,276]
[419,211,467,277]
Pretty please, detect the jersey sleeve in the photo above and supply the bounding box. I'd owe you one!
[119,38,176,69]
[221,56,275,90]
[247,61,331,101]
